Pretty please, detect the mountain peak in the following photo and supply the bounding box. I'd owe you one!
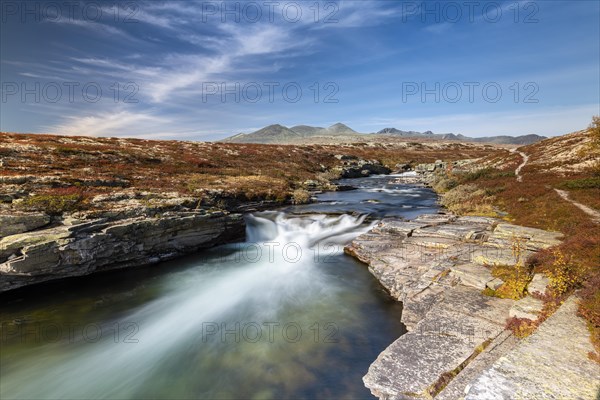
[326,123,358,134]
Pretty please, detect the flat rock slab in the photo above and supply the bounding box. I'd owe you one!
[364,286,514,399]
[0,213,51,238]
[364,332,476,399]
[509,296,544,320]
[372,220,430,236]
[528,273,549,296]
[469,246,530,267]
[450,263,495,290]
[344,214,575,400]
[466,297,600,399]
[436,330,519,400]
[412,224,488,241]
[439,285,514,325]
[405,236,460,249]
[413,214,457,225]
[491,223,563,250]
[454,216,500,226]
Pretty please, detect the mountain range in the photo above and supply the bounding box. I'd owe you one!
[220,123,546,145]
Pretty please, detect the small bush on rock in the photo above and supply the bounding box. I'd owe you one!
[291,189,311,205]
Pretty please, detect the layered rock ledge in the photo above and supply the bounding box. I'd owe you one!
[466,296,600,399]
[0,211,245,292]
[344,214,564,399]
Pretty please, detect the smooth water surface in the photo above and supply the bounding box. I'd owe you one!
[284,174,438,218]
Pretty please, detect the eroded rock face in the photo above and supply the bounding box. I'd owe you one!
[0,211,245,292]
[0,213,51,238]
[344,214,564,399]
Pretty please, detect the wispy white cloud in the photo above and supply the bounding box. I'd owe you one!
[313,1,401,29]
[47,17,135,40]
[48,110,167,137]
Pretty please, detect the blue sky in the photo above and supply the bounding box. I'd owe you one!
[1,0,599,140]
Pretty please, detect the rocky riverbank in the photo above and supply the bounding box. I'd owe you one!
[343,214,587,399]
[0,211,245,292]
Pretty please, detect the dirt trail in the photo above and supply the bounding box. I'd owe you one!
[510,149,599,223]
[512,149,529,182]
[554,188,600,223]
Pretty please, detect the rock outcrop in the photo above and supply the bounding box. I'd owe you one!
[344,214,563,399]
[466,296,600,399]
[337,158,391,178]
[0,213,51,237]
[0,211,245,292]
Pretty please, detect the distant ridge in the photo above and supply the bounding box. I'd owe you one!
[374,128,546,145]
[220,123,546,145]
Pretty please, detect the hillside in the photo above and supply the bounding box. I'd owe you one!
[220,124,302,144]
[221,122,360,144]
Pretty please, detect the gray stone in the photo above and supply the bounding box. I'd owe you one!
[486,277,504,291]
[0,228,70,262]
[436,331,519,400]
[466,297,600,400]
[364,287,512,399]
[412,224,487,241]
[364,331,477,399]
[405,236,459,249]
[412,213,457,225]
[454,215,500,226]
[450,263,495,290]
[439,286,514,326]
[509,296,544,320]
[491,223,563,250]
[372,220,429,236]
[469,246,533,267]
[528,273,549,296]
[0,213,51,238]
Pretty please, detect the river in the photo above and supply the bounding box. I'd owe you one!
[0,174,439,399]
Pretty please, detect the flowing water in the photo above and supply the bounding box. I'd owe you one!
[0,174,438,399]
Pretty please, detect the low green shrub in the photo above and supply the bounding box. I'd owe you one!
[18,187,85,215]
[559,177,600,190]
